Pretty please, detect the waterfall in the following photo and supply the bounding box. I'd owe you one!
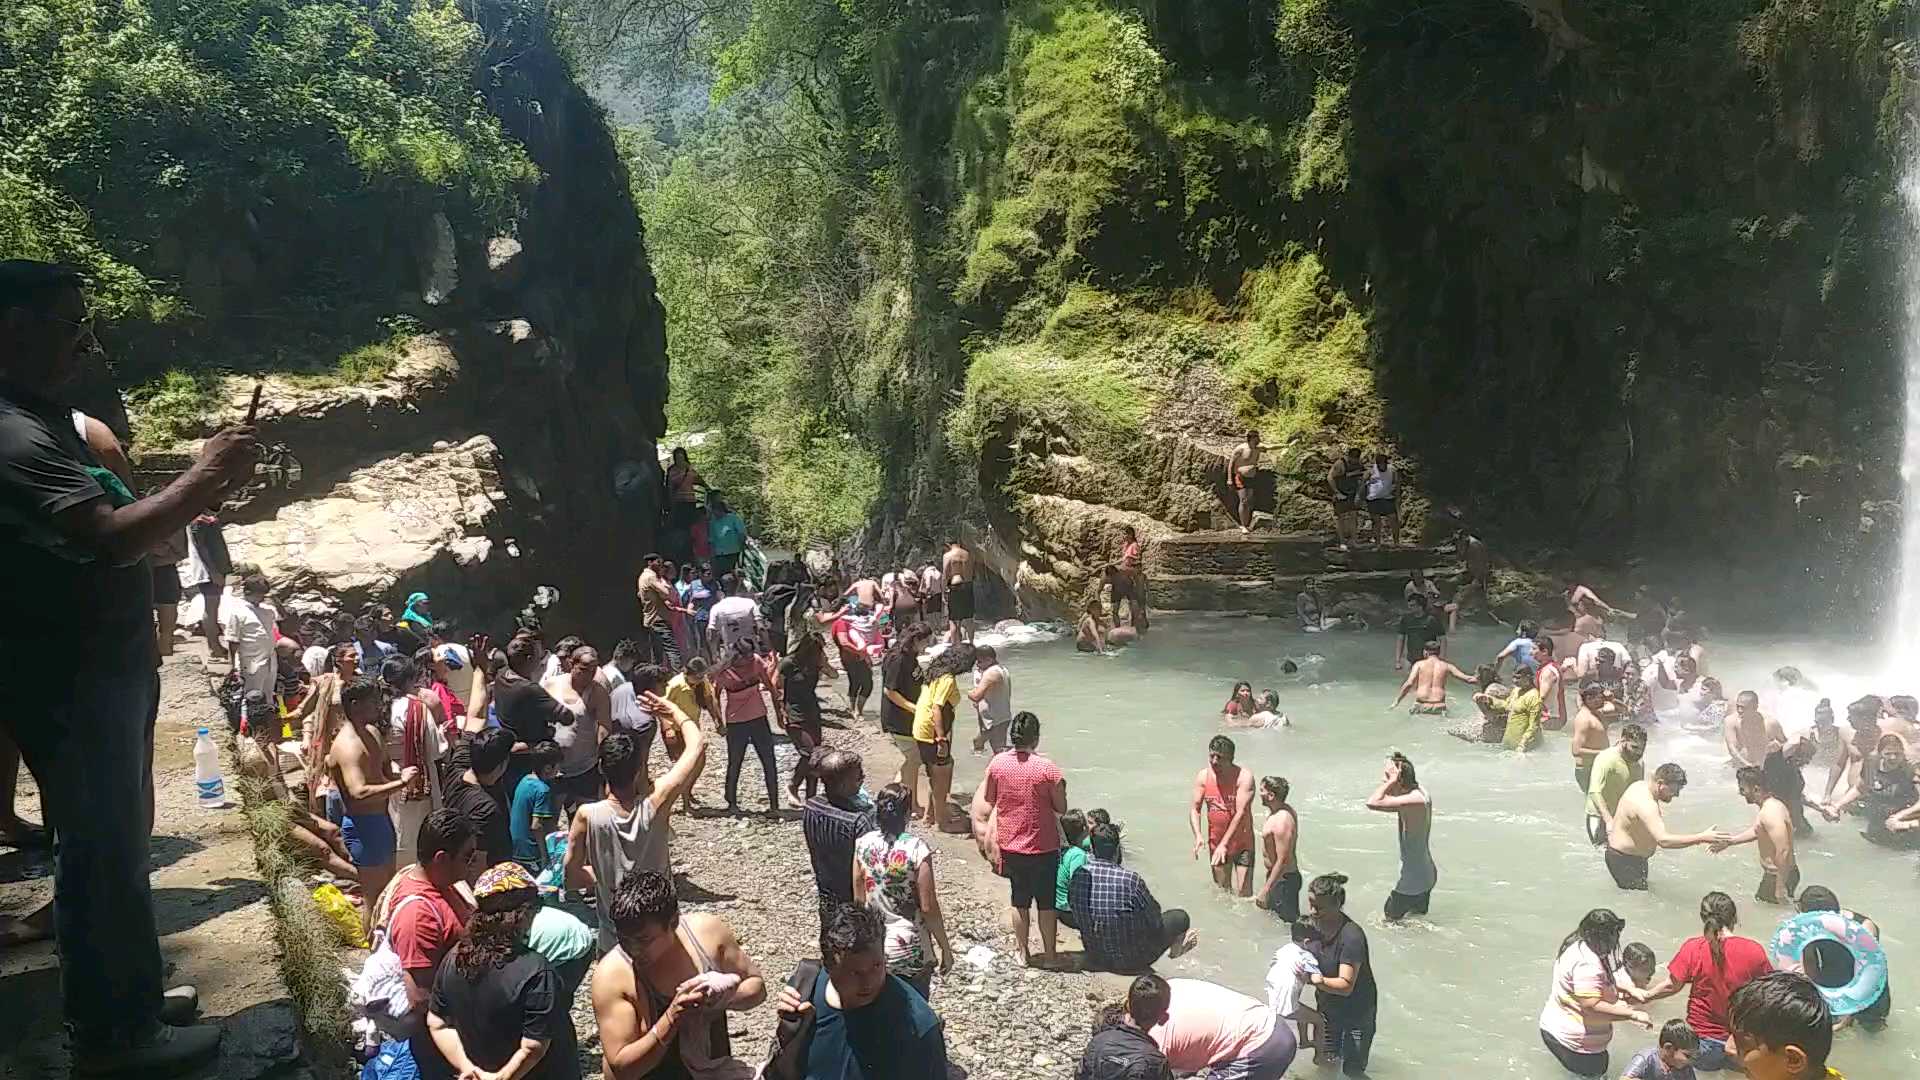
[1899,154,1920,661]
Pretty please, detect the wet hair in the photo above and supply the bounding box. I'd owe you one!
[611,639,643,666]
[924,643,977,681]
[340,676,382,714]
[1653,763,1688,790]
[505,634,541,674]
[1209,734,1236,759]
[1087,808,1112,828]
[1257,690,1278,710]
[1280,659,1299,674]
[609,869,678,935]
[1407,593,1429,610]
[379,655,417,694]
[1560,909,1626,983]
[418,808,477,865]
[870,783,910,840]
[599,731,645,789]
[1421,640,1440,656]
[1307,872,1348,910]
[1773,665,1805,688]
[1229,681,1253,701]
[1620,722,1648,745]
[1261,776,1290,803]
[630,663,669,696]
[1290,921,1317,944]
[1578,680,1605,702]
[1700,891,1739,971]
[1010,710,1041,749]
[1727,972,1831,1072]
[1734,765,1768,796]
[821,902,885,969]
[1389,751,1418,788]
[1622,942,1656,972]
[1088,821,1123,860]
[529,740,562,773]
[975,644,997,663]
[1533,636,1555,657]
[1126,974,1171,1026]
[1060,809,1088,847]
[468,726,513,776]
[1795,885,1839,914]
[1659,1019,1699,1052]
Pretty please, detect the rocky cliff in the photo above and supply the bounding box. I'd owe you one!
[628,0,1916,630]
[99,0,673,638]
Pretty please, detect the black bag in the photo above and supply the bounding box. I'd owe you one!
[760,959,822,1080]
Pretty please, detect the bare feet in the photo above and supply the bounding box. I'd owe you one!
[1168,929,1199,959]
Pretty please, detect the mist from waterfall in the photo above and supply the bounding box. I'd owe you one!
[1898,152,1920,662]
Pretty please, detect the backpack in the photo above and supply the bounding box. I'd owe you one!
[756,960,822,1080]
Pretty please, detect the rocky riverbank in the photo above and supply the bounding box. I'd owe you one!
[568,685,1106,1079]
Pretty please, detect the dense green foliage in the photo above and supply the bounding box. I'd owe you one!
[596,1,1915,588]
[2,0,538,434]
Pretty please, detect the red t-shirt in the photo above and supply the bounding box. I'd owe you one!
[1668,934,1772,1040]
[386,873,471,978]
[985,750,1064,855]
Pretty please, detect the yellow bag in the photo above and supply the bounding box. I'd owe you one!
[312,883,367,948]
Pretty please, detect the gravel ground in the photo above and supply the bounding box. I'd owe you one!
[569,688,1107,1079]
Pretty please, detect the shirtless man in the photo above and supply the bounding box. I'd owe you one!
[1880,695,1919,750]
[1190,736,1256,896]
[592,868,766,1078]
[1723,690,1786,768]
[329,676,417,934]
[1714,766,1798,905]
[1603,764,1727,891]
[1228,430,1262,534]
[843,572,881,614]
[1253,776,1302,921]
[1326,447,1362,546]
[1389,641,1475,715]
[943,540,975,645]
[1569,683,1615,793]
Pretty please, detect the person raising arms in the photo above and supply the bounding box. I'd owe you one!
[1365,753,1437,921]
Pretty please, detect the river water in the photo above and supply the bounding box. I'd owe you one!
[942,617,1915,1077]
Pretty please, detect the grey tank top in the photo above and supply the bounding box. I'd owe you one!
[977,665,1013,727]
[615,923,737,1079]
[1395,792,1438,894]
[583,796,669,953]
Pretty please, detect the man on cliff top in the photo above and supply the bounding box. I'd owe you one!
[2,259,260,1072]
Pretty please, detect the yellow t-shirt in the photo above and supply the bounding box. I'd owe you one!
[663,672,706,725]
[912,674,960,743]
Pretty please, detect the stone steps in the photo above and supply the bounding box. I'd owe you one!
[1146,570,1417,616]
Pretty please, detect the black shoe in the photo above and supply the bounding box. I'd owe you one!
[159,985,199,1026]
[73,1021,221,1075]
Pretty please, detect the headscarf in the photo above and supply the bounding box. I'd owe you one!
[473,862,538,911]
[399,592,432,629]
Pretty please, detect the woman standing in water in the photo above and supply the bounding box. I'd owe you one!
[1223,682,1257,718]
[1303,872,1377,1076]
[1537,908,1650,1076]
[1364,753,1436,921]
[1631,892,1773,1071]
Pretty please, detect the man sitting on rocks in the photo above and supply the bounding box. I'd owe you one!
[1068,823,1198,975]
[774,903,949,1078]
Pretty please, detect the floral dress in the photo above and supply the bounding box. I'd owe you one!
[854,830,932,979]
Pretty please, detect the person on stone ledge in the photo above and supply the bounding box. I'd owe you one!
[1362,449,1399,546]
[1228,429,1262,534]
[1077,594,1111,654]
[1326,447,1364,549]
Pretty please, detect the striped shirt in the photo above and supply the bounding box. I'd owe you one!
[802,796,876,904]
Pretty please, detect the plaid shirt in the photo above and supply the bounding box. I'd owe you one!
[1068,856,1163,973]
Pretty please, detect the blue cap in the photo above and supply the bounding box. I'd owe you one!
[197,727,210,736]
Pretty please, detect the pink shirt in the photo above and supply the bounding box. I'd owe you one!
[1150,978,1277,1070]
[984,749,1063,855]
[716,660,769,724]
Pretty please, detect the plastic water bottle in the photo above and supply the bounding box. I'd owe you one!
[194,727,226,808]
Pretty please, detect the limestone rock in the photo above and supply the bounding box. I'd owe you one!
[224,436,519,620]
[486,236,526,291]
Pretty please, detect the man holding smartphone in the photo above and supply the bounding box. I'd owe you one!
[0,260,260,1072]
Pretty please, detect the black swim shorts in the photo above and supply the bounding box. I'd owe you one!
[1756,864,1801,904]
[1384,889,1431,920]
[915,739,952,768]
[1001,849,1061,911]
[1605,846,1650,891]
[949,582,976,622]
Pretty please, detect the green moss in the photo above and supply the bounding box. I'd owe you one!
[1290,79,1350,197]
[1229,253,1378,450]
[125,369,223,451]
[760,436,883,546]
[329,336,404,384]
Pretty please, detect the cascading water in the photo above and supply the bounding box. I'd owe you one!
[1897,146,1920,662]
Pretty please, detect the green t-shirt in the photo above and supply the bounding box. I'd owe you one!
[1056,843,1090,910]
[1585,747,1643,818]
[526,905,594,965]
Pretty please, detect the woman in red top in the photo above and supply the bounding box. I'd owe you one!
[1633,891,1772,1071]
[982,711,1066,968]
[715,640,780,815]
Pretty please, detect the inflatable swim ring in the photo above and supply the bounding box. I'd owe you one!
[1768,911,1887,1017]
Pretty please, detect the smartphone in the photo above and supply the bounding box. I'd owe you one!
[245,382,264,423]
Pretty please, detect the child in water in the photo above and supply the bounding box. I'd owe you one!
[1619,941,1657,993]
[1725,972,1841,1080]
[1263,921,1323,1065]
[1622,1019,1700,1080]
